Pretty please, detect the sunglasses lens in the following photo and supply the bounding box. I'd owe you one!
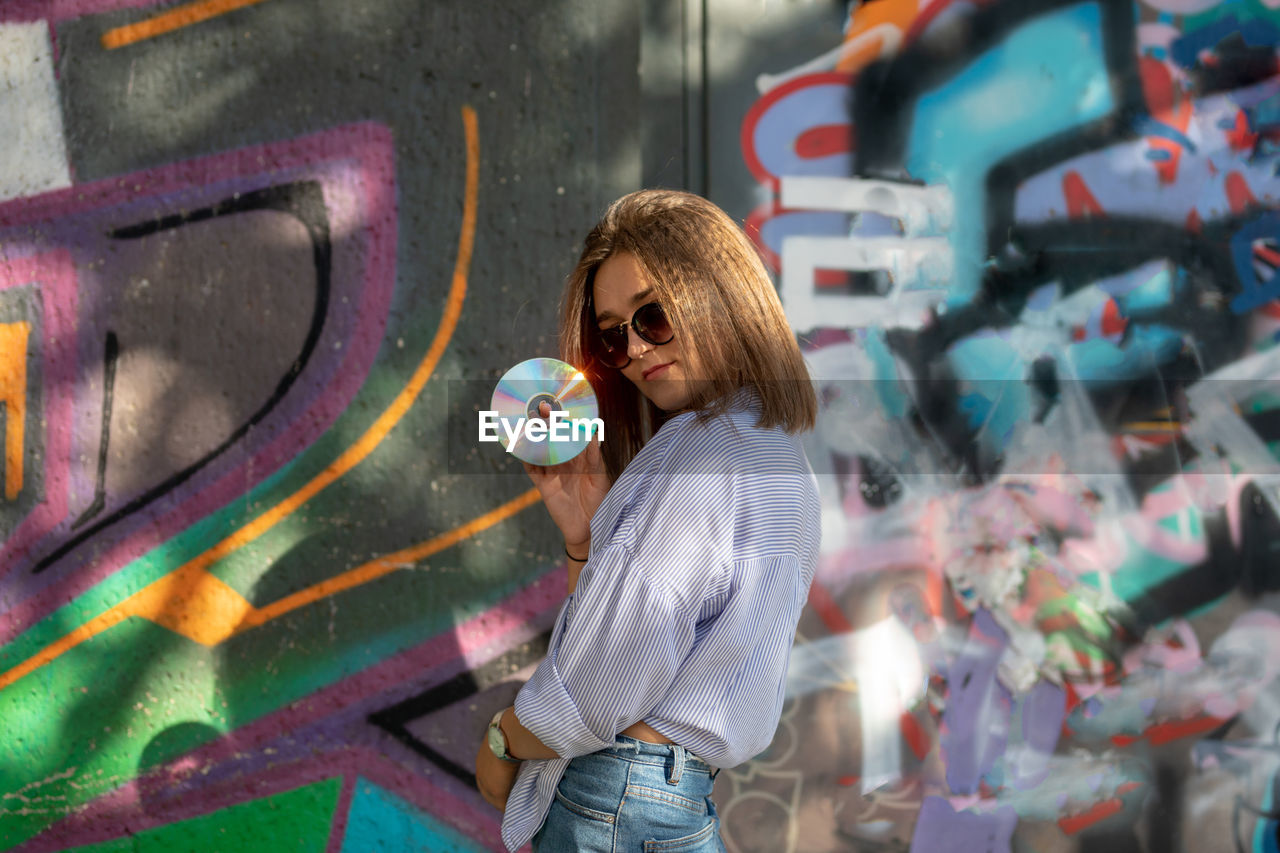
[635,303,674,345]
[595,327,630,368]
[590,302,674,369]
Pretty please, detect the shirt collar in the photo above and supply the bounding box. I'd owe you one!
[725,386,763,413]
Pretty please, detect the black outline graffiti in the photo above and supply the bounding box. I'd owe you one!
[764,0,1280,846]
[70,331,118,530]
[33,181,332,574]
[856,0,1148,483]
[367,632,551,789]
[853,0,1142,184]
[852,0,1270,489]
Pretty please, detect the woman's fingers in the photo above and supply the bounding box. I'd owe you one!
[520,404,603,486]
[583,432,605,476]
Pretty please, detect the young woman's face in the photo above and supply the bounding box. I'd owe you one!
[592,252,702,412]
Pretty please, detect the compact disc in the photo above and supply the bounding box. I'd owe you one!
[489,357,600,465]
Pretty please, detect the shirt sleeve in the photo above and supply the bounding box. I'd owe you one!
[513,542,697,759]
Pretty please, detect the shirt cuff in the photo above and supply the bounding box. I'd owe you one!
[514,654,614,759]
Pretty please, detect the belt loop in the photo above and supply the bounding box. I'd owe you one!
[668,744,685,785]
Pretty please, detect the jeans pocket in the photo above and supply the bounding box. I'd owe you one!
[534,793,617,853]
[640,816,718,852]
[554,788,617,824]
[625,785,720,852]
[627,785,705,814]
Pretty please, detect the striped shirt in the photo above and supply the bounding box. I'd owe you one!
[501,393,821,850]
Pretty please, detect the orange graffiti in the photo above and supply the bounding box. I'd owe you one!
[0,322,30,501]
[1225,171,1258,214]
[836,0,921,73]
[101,0,271,49]
[0,106,491,691]
[239,488,541,630]
[1063,170,1105,219]
[1139,57,1194,185]
[1225,109,1259,153]
[1057,784,1142,835]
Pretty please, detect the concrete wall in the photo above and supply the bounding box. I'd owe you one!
[1,0,1279,851]
[0,1,641,850]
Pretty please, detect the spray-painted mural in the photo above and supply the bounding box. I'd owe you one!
[5,0,1280,850]
[732,0,1280,850]
[0,0,641,850]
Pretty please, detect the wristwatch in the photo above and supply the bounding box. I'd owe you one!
[487,709,521,764]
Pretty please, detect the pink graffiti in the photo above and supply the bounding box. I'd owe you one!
[0,252,77,576]
[0,122,399,644]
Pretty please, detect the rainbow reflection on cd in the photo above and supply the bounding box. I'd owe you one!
[489,358,600,465]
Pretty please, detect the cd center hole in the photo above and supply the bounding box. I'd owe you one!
[526,393,562,420]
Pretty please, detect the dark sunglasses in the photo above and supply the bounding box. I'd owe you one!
[592,301,675,369]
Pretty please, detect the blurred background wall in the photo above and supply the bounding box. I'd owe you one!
[1,1,1278,851]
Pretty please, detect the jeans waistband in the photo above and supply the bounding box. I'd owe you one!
[603,735,716,778]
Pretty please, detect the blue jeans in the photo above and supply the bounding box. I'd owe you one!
[531,736,727,852]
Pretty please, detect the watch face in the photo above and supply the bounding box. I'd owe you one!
[487,723,507,758]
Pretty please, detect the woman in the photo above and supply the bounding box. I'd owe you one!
[475,189,820,852]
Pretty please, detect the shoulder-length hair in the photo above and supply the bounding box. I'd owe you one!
[559,189,817,481]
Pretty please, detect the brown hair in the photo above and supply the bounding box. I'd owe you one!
[559,189,817,481]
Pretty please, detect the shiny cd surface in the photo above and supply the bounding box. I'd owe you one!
[489,357,600,465]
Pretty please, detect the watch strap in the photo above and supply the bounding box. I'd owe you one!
[487,709,521,764]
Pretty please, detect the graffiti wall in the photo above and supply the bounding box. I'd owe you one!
[5,0,1280,850]
[0,0,647,850]
[723,0,1280,850]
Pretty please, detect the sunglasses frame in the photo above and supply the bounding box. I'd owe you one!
[589,299,675,369]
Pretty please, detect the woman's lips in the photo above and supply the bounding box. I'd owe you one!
[642,362,672,380]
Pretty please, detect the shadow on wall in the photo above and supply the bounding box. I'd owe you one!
[4,0,1280,850]
[0,0,651,850]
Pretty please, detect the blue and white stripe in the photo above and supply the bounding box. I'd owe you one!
[501,394,821,851]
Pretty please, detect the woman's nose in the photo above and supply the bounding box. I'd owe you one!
[626,326,652,358]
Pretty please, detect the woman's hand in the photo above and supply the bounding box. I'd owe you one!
[522,402,609,553]
[475,736,521,812]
